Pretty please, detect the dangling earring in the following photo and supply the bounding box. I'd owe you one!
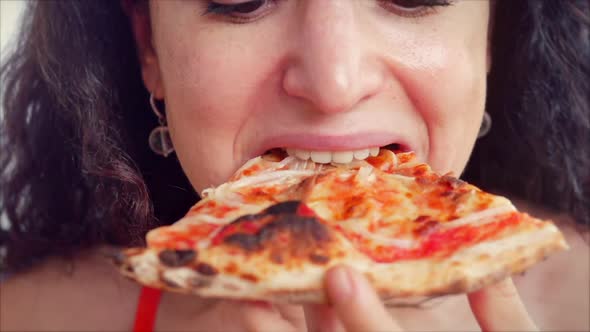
[478,111,492,138]
[148,93,174,157]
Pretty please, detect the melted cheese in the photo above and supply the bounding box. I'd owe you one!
[441,204,516,229]
[346,220,418,249]
[152,150,530,262]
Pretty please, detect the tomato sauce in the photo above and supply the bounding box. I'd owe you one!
[152,223,220,249]
[242,164,261,176]
[336,212,522,263]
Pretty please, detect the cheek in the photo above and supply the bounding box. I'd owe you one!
[390,39,487,175]
[154,31,272,191]
[163,42,254,128]
[426,48,486,175]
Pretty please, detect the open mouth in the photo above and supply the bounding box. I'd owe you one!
[263,143,404,164]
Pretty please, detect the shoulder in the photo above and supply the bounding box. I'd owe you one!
[511,199,589,331]
[0,247,141,332]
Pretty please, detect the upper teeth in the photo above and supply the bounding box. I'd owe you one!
[285,147,379,164]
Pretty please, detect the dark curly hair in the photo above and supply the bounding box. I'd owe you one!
[1,1,588,273]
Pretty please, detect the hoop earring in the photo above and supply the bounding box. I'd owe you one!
[478,111,492,138]
[148,94,174,157]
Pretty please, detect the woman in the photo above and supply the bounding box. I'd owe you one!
[1,0,588,331]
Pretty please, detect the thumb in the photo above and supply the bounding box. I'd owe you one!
[468,278,537,332]
[324,265,403,332]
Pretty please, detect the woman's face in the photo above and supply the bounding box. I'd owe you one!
[133,0,491,193]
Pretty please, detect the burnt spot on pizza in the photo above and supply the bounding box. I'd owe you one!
[158,249,197,267]
[188,276,212,288]
[224,214,331,252]
[309,253,330,265]
[195,262,218,276]
[109,249,144,267]
[274,215,329,240]
[225,233,261,251]
[228,213,260,225]
[226,201,302,227]
[263,201,301,215]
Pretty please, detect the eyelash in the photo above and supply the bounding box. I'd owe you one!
[379,0,454,18]
[202,0,454,23]
[202,0,277,23]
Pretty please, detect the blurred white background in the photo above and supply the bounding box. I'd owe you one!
[1,0,25,55]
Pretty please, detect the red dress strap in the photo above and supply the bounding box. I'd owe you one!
[133,286,162,332]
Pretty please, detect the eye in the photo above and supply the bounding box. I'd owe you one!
[203,0,276,23]
[379,0,454,18]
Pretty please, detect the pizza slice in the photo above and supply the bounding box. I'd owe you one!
[113,149,567,304]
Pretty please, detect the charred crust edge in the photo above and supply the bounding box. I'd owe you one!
[309,253,330,265]
[195,262,218,276]
[262,201,301,215]
[158,249,197,267]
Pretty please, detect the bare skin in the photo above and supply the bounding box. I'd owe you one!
[2,207,588,331]
[1,1,588,331]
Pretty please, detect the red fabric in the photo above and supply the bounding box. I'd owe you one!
[133,287,162,332]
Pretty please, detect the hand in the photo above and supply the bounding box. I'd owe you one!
[234,300,307,332]
[468,277,538,331]
[304,265,538,332]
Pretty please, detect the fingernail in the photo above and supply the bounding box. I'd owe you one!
[326,266,353,303]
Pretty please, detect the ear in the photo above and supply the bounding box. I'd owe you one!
[126,2,165,98]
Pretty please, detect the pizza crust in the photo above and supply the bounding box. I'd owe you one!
[115,220,566,304]
[367,222,566,299]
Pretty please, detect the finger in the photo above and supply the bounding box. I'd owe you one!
[324,265,403,332]
[468,278,538,332]
[239,301,299,332]
[304,304,346,332]
[275,304,307,331]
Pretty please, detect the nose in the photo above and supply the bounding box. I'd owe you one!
[282,1,384,114]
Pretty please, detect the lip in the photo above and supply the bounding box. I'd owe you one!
[250,132,412,159]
